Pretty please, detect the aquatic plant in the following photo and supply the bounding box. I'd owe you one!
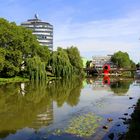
[64,113,102,137]
[53,113,102,137]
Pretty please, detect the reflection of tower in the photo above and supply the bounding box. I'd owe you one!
[19,83,26,96]
[30,103,53,129]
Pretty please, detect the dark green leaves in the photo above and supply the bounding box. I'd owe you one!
[111,51,135,69]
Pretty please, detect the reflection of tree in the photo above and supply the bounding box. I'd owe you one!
[110,80,133,95]
[0,82,53,136]
[0,78,83,138]
[67,86,81,107]
[47,78,83,107]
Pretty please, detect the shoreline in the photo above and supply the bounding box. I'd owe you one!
[0,76,60,85]
[0,76,29,85]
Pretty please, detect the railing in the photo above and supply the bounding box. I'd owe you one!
[84,67,136,76]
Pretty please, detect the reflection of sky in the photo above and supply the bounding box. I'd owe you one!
[0,128,46,140]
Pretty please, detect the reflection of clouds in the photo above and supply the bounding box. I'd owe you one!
[55,12,140,62]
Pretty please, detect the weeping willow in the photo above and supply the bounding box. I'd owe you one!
[26,56,47,81]
[47,78,82,107]
[50,48,73,78]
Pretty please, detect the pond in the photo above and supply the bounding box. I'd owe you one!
[0,77,140,140]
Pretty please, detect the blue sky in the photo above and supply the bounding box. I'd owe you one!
[0,0,140,62]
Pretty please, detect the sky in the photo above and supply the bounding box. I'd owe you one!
[0,0,140,62]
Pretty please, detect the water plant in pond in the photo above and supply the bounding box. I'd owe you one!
[53,113,102,137]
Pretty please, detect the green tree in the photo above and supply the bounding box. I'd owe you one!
[50,47,73,78]
[26,56,47,80]
[0,48,6,72]
[111,51,134,69]
[86,60,92,68]
[130,60,136,69]
[0,18,40,77]
[66,46,83,75]
[136,62,140,69]
[36,45,50,63]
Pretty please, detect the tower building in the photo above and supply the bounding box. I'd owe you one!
[21,14,53,50]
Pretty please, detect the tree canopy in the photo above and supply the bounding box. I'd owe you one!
[50,47,73,78]
[0,18,35,77]
[66,46,83,75]
[0,18,84,79]
[111,51,135,69]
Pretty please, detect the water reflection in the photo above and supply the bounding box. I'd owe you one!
[103,76,110,85]
[85,77,111,91]
[0,83,53,135]
[0,78,83,138]
[110,79,133,95]
[48,78,82,107]
[85,76,133,95]
[0,77,136,139]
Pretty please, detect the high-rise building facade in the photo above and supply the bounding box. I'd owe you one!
[21,14,53,50]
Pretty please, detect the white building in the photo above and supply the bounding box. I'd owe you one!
[92,55,116,69]
[21,14,53,51]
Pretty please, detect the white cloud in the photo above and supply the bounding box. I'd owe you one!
[54,11,140,62]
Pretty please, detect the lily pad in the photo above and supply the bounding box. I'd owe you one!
[64,113,102,137]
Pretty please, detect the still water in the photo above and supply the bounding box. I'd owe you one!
[0,77,140,140]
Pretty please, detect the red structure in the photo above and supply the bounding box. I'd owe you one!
[103,64,110,75]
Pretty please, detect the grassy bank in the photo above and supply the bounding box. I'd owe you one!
[125,99,140,140]
[0,76,60,85]
[0,76,29,85]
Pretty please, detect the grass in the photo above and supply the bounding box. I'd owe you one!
[125,99,140,140]
[0,76,29,85]
[0,76,60,85]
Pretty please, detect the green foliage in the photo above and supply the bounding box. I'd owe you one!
[49,47,84,78]
[130,60,136,69]
[0,18,83,79]
[66,46,83,75]
[0,18,39,77]
[0,76,29,85]
[111,51,135,69]
[26,56,47,80]
[2,50,22,77]
[50,47,73,78]
[64,113,101,137]
[125,99,140,140]
[86,60,92,68]
[36,45,50,63]
[0,48,6,71]
[54,113,102,137]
